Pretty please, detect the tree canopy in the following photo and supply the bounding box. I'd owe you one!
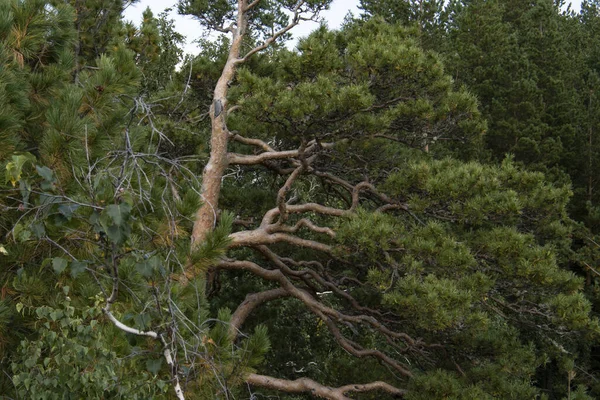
[2,1,600,399]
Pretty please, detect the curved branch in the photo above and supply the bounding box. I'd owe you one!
[277,164,306,223]
[229,288,290,338]
[228,149,302,165]
[260,202,348,228]
[102,308,185,400]
[259,247,416,347]
[237,1,308,64]
[246,373,406,399]
[230,133,275,152]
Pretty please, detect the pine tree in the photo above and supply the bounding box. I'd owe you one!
[2,1,600,399]
[359,0,446,49]
[1,1,266,398]
[577,1,600,230]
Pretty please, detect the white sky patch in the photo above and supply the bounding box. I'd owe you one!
[123,0,360,57]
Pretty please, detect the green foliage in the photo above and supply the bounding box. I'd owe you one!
[3,0,600,398]
[331,156,598,397]
[11,291,169,399]
[0,1,263,398]
[190,211,233,272]
[229,19,485,163]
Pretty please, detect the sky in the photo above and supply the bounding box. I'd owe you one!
[124,0,583,57]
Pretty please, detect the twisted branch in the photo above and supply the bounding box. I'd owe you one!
[247,373,406,399]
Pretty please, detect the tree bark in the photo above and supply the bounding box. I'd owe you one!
[191,1,248,246]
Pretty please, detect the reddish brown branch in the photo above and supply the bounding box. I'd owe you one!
[246,373,406,399]
[260,202,348,228]
[230,133,276,152]
[277,164,306,223]
[228,139,334,166]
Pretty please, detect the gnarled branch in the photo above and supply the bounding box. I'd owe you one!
[246,373,406,399]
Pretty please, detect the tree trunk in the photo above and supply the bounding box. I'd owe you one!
[191,1,248,246]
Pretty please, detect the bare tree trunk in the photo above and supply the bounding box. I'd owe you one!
[191,1,248,246]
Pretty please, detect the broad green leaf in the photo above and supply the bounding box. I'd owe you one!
[36,165,54,182]
[106,225,124,243]
[30,222,45,238]
[58,204,80,220]
[105,203,132,226]
[5,153,35,187]
[146,358,163,375]
[52,257,68,274]
[70,261,87,278]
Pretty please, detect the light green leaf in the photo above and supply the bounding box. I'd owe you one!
[5,153,35,187]
[58,204,80,220]
[106,225,124,243]
[30,222,45,238]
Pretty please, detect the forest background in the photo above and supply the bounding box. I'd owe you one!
[3,0,600,399]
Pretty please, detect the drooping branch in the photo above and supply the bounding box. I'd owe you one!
[217,258,414,377]
[269,250,399,321]
[259,247,417,347]
[246,373,406,399]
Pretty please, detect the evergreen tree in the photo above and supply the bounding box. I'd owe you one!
[577,1,600,230]
[1,1,265,398]
[2,1,600,399]
[359,0,446,49]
